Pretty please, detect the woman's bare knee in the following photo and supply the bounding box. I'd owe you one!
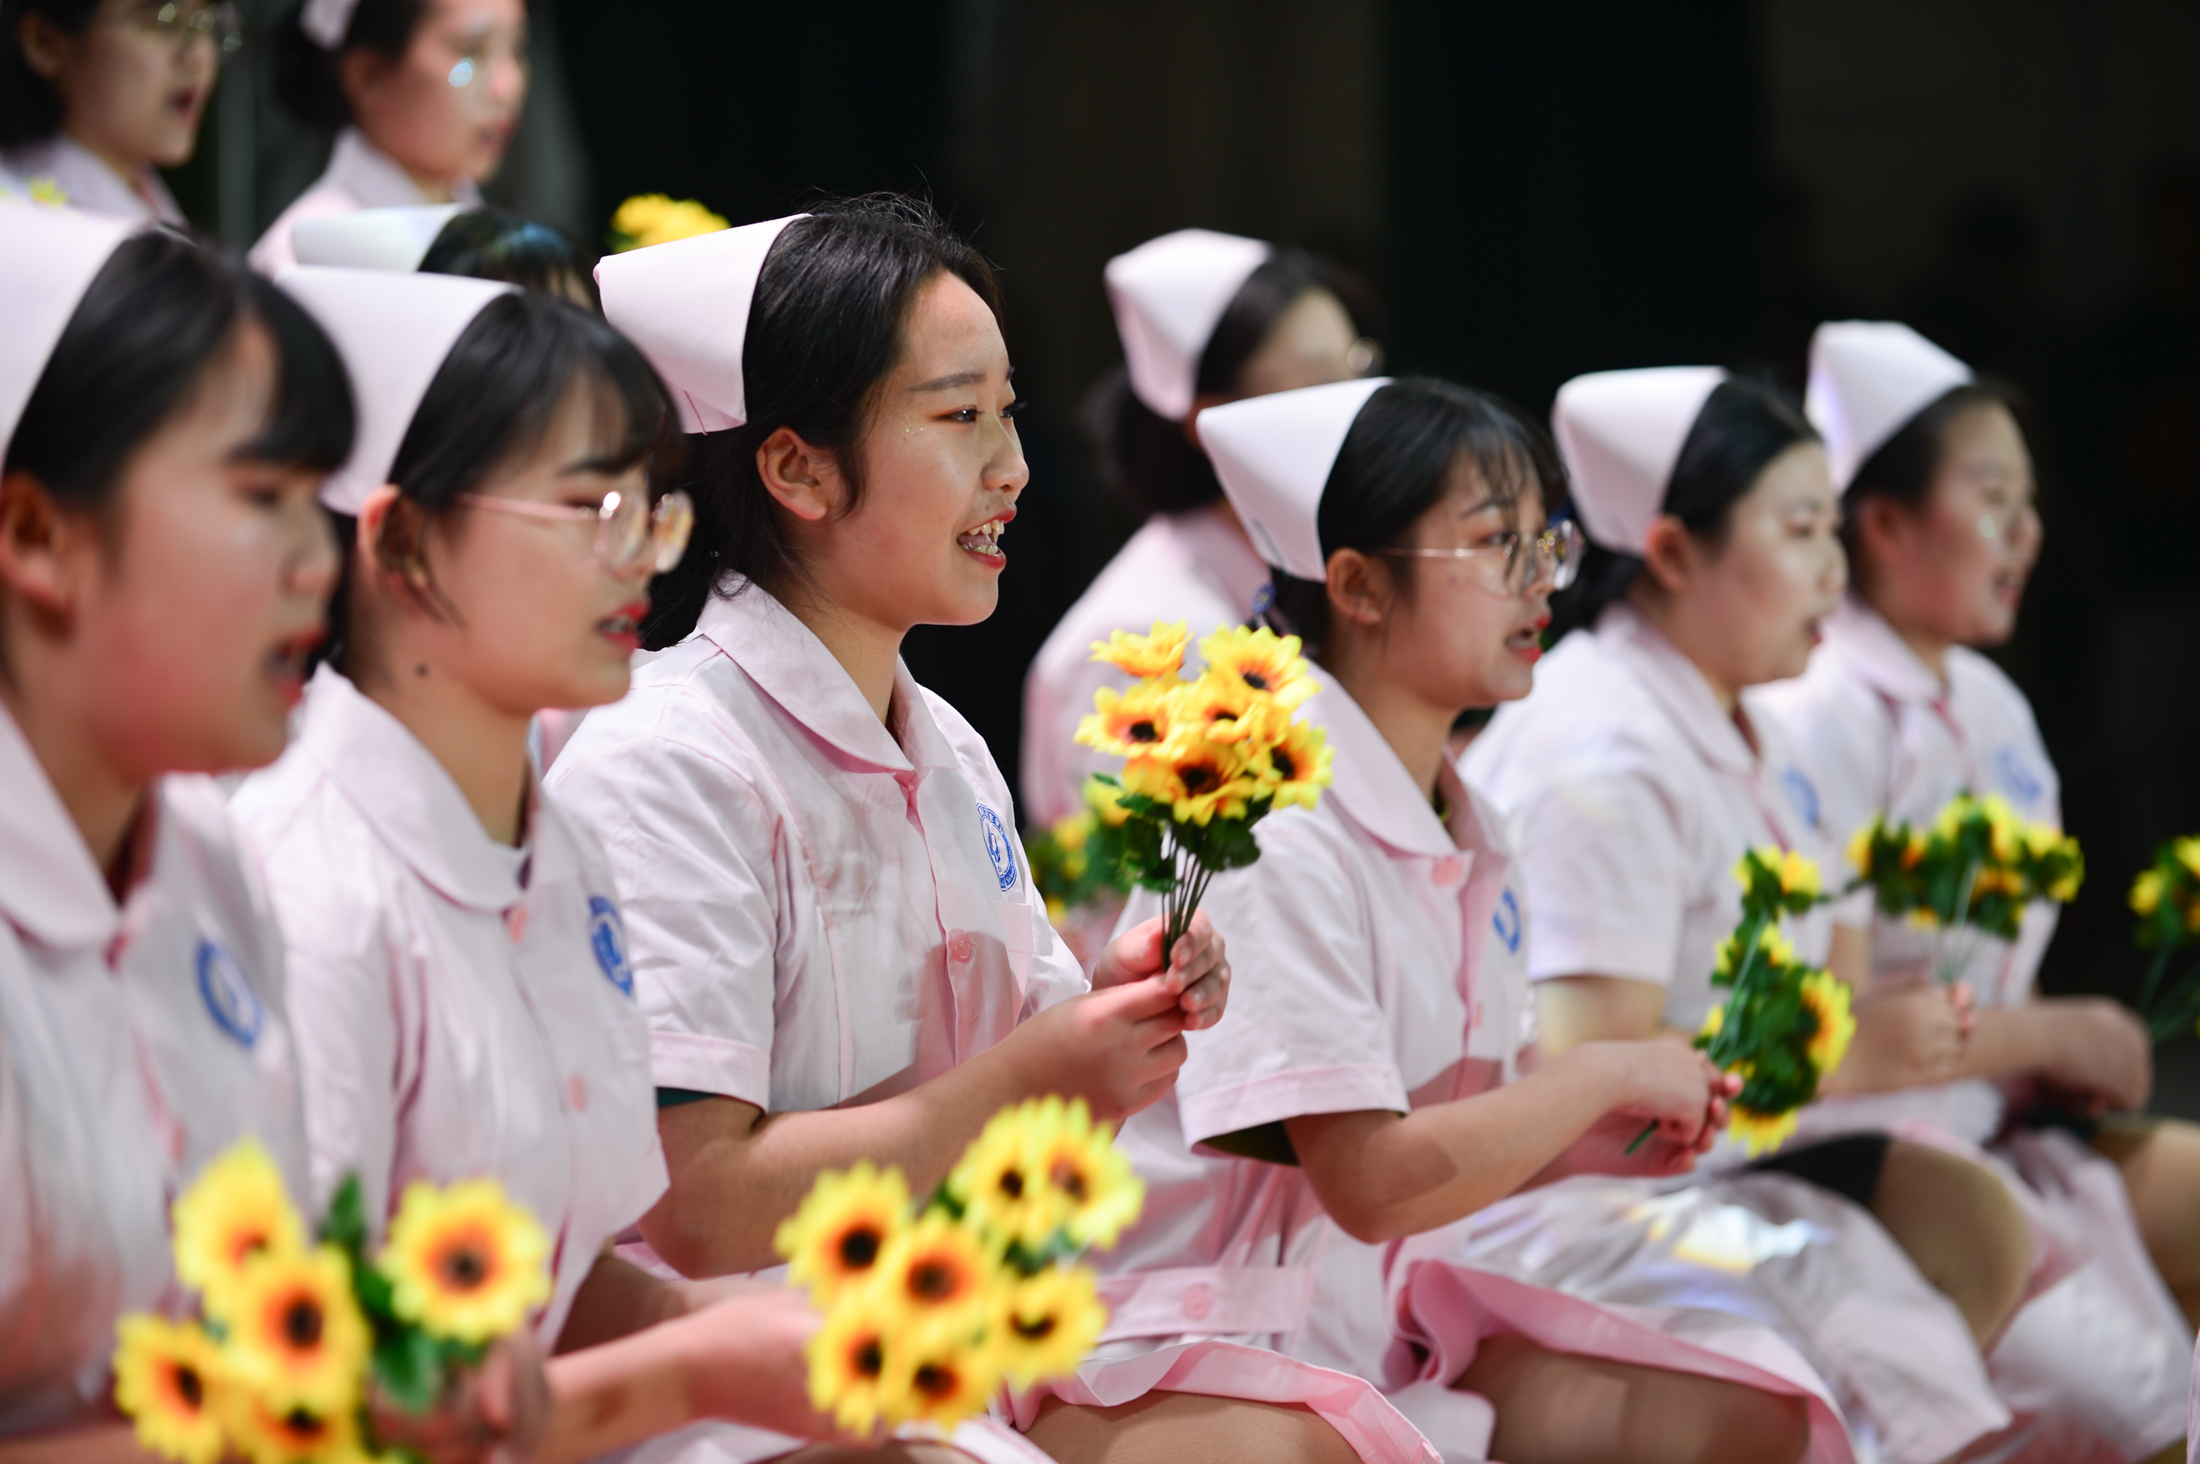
[1461,1333,1808,1464]
[1024,1392,1359,1464]
[1869,1139,2029,1347]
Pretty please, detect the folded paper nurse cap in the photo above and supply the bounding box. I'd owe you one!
[0,201,138,464]
[1552,366,1726,555]
[1807,321,1973,492]
[1197,376,1390,581]
[595,214,804,433]
[300,0,358,47]
[276,266,513,514]
[1105,228,1272,422]
[292,205,464,272]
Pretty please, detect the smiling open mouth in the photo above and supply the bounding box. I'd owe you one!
[958,519,1006,560]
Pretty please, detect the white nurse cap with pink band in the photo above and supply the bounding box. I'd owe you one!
[277,265,513,514]
[594,214,805,434]
[300,0,358,48]
[1106,228,1272,422]
[1807,321,1973,492]
[1552,366,1726,556]
[0,202,138,462]
[1196,376,1390,582]
[292,205,464,272]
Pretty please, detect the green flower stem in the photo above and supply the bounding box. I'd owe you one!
[1629,910,1770,1155]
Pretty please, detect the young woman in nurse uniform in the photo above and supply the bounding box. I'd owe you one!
[249,0,522,272]
[1462,369,2047,1463]
[0,0,232,222]
[1020,228,1376,831]
[1755,322,2195,1461]
[234,266,994,1464]
[548,198,1227,1461]
[0,211,348,1456]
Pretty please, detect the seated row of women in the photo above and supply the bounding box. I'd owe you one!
[2,186,2196,1464]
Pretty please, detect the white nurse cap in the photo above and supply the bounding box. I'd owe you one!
[292,205,464,272]
[1552,366,1726,555]
[1105,228,1272,422]
[1806,321,1974,492]
[300,0,358,47]
[595,214,804,433]
[0,201,137,463]
[276,266,513,514]
[1196,376,1390,581]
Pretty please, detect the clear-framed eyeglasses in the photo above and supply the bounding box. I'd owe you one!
[1373,517,1583,593]
[124,1,243,54]
[458,488,695,575]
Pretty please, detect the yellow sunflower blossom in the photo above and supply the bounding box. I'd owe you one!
[1076,681,1194,759]
[1845,819,1879,878]
[1906,907,1940,930]
[27,176,66,206]
[804,1290,899,1435]
[993,1267,1107,1387]
[1901,832,1928,870]
[871,1212,1001,1335]
[948,1107,1070,1250]
[1979,796,2024,863]
[1198,625,1316,710]
[1252,720,1333,813]
[1120,742,1258,827]
[1727,1105,1800,1158]
[1088,621,1189,680]
[2175,837,2200,882]
[776,1161,912,1303]
[1175,668,1283,745]
[1083,775,1132,828]
[378,1177,552,1346]
[609,194,728,251]
[222,1392,373,1464]
[2132,869,2166,917]
[113,1315,228,1464]
[1026,1096,1146,1250]
[1799,971,1856,1075]
[883,1325,1009,1430]
[172,1138,306,1316]
[1051,811,1095,856]
[1696,1004,1725,1042]
[1776,850,1819,898]
[221,1245,369,1415]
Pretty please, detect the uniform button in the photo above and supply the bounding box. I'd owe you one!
[569,1074,588,1111]
[505,905,528,942]
[948,929,976,964]
[1433,857,1463,885]
[1180,1283,1213,1322]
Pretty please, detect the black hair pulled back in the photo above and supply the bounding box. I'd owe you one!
[1094,248,1366,518]
[1549,376,1817,641]
[6,230,355,511]
[273,0,427,130]
[420,206,592,305]
[640,193,1003,652]
[1262,377,1564,659]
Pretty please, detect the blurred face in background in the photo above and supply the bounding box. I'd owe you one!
[1854,400,2040,652]
[1186,285,1365,437]
[16,0,223,172]
[343,0,526,193]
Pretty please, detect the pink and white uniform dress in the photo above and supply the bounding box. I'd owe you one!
[1051,674,1869,1464]
[0,701,311,1436]
[1460,603,2015,1464]
[232,666,669,1349]
[0,132,185,224]
[1758,595,2191,1460]
[249,128,481,275]
[546,580,1076,1464]
[1020,505,1271,829]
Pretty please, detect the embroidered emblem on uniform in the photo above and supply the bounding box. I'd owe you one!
[977,803,1018,892]
[195,938,263,1048]
[1994,745,2044,805]
[1781,767,1821,830]
[1493,888,1522,954]
[587,896,635,997]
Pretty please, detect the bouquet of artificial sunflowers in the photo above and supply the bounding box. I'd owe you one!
[606,193,729,253]
[114,1140,551,1464]
[2129,836,2200,1039]
[1847,793,2082,986]
[1073,621,1333,958]
[774,1096,1141,1434]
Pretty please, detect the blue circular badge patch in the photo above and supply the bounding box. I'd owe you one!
[1994,745,2045,806]
[195,938,263,1049]
[588,896,634,997]
[1493,888,1522,954]
[977,803,1019,893]
[1781,767,1821,831]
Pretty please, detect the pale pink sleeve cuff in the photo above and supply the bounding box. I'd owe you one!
[1526,926,1675,985]
[1177,1063,1407,1148]
[649,1029,770,1107]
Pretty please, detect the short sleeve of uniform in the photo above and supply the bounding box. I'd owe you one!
[1512,754,1690,985]
[1172,814,1410,1146]
[549,704,781,1108]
